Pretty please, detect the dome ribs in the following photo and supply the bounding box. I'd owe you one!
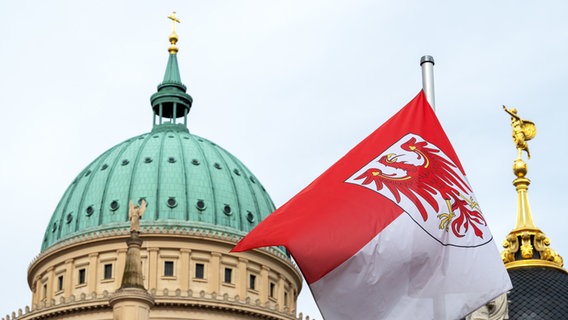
[74,152,108,233]
[229,156,262,233]
[173,131,190,222]
[42,178,75,251]
[158,130,187,221]
[184,134,216,225]
[54,167,85,243]
[98,139,131,226]
[129,133,161,226]
[208,141,241,230]
[77,146,117,238]
[127,134,152,215]
[154,132,167,221]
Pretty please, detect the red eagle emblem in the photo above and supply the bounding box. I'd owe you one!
[346,134,488,244]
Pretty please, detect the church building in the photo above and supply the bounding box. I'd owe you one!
[3,13,305,320]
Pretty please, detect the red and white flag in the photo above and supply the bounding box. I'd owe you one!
[232,91,512,320]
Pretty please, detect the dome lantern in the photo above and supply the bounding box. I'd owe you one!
[150,12,193,129]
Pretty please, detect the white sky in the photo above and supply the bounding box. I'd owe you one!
[1,1,567,318]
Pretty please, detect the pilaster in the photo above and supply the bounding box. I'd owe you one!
[180,249,191,290]
[46,267,54,302]
[237,257,248,298]
[148,248,159,290]
[210,252,221,293]
[260,265,270,304]
[88,252,99,293]
[64,259,73,295]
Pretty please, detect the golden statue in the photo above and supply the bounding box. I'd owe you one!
[129,199,146,233]
[503,106,536,159]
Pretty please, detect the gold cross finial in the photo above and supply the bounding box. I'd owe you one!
[167,11,181,54]
[168,11,181,34]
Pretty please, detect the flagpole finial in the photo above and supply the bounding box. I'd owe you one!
[420,55,435,66]
[500,107,565,272]
[420,55,436,110]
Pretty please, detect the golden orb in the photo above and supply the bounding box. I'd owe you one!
[513,158,527,177]
[168,45,178,54]
[169,33,178,43]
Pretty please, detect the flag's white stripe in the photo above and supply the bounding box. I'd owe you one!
[310,214,511,320]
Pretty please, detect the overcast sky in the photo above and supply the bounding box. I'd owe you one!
[1,1,567,318]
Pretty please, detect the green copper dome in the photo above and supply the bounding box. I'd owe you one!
[41,34,277,253]
[42,124,275,252]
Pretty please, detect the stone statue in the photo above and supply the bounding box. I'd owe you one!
[466,293,509,320]
[503,106,536,159]
[128,199,146,233]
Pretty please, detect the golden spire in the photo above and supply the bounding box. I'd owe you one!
[167,11,181,54]
[501,107,565,272]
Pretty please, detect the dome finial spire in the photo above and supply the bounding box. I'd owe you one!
[500,107,565,272]
[167,11,181,54]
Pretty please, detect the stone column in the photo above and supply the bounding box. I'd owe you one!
[109,232,154,320]
[119,234,145,289]
[109,288,154,320]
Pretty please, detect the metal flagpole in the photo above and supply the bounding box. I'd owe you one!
[420,55,436,111]
[420,55,445,318]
